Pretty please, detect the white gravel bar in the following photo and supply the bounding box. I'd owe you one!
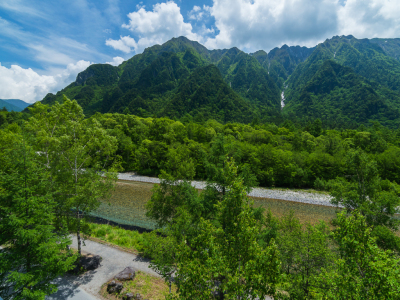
[118,173,338,208]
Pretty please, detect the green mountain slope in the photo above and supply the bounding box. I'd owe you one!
[283,35,400,126]
[0,99,24,112]
[37,35,400,127]
[162,65,254,123]
[2,99,30,110]
[39,36,280,121]
[370,38,400,61]
[251,45,315,89]
[284,60,399,126]
[210,47,280,110]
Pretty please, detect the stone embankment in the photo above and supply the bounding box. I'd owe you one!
[118,173,337,208]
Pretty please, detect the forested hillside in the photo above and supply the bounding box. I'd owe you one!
[40,37,282,123]
[284,35,400,127]
[36,35,400,127]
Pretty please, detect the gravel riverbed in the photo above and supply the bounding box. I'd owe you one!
[118,173,338,208]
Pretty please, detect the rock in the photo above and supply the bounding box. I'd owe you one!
[71,254,102,273]
[135,294,143,300]
[107,280,116,293]
[115,267,136,281]
[124,292,134,300]
[80,254,102,271]
[107,280,123,294]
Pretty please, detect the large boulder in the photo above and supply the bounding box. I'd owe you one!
[115,267,136,281]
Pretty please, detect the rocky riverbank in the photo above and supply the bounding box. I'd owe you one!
[117,173,337,208]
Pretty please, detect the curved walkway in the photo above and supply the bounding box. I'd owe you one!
[46,237,158,300]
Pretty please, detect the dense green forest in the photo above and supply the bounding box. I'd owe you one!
[2,98,400,299]
[5,104,400,189]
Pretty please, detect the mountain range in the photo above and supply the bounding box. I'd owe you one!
[37,35,400,127]
[0,99,30,112]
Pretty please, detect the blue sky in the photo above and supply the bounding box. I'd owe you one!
[0,0,399,103]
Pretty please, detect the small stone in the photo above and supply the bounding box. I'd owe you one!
[115,267,136,281]
[125,292,134,300]
[107,280,123,294]
[80,255,102,271]
[115,282,123,293]
[107,281,116,293]
[135,293,143,300]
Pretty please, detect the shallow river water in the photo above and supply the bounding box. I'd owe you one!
[91,180,341,230]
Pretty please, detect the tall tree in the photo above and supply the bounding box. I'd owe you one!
[160,159,282,299]
[0,129,76,300]
[27,96,118,255]
[276,212,335,299]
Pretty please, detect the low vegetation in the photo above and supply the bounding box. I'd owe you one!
[87,223,156,258]
[100,271,176,300]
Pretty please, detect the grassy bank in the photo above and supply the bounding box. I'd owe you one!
[100,270,176,300]
[87,223,156,258]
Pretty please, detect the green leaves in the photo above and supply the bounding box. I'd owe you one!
[0,131,76,300]
[27,96,119,255]
[148,159,283,299]
[312,210,400,299]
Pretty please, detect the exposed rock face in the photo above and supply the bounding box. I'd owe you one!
[115,267,136,281]
[107,280,123,294]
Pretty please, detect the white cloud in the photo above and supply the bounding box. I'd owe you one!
[204,0,339,51]
[29,44,76,65]
[188,5,204,20]
[338,0,400,38]
[0,60,91,103]
[106,35,137,53]
[106,1,200,54]
[200,0,400,52]
[106,56,125,66]
[0,0,47,19]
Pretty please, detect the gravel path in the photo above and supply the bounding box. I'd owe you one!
[118,173,338,207]
[46,237,158,300]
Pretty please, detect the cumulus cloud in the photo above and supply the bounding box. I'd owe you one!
[202,0,400,51]
[204,0,339,51]
[104,0,400,55]
[0,60,91,103]
[106,35,137,53]
[338,0,400,38]
[106,56,125,66]
[106,1,200,53]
